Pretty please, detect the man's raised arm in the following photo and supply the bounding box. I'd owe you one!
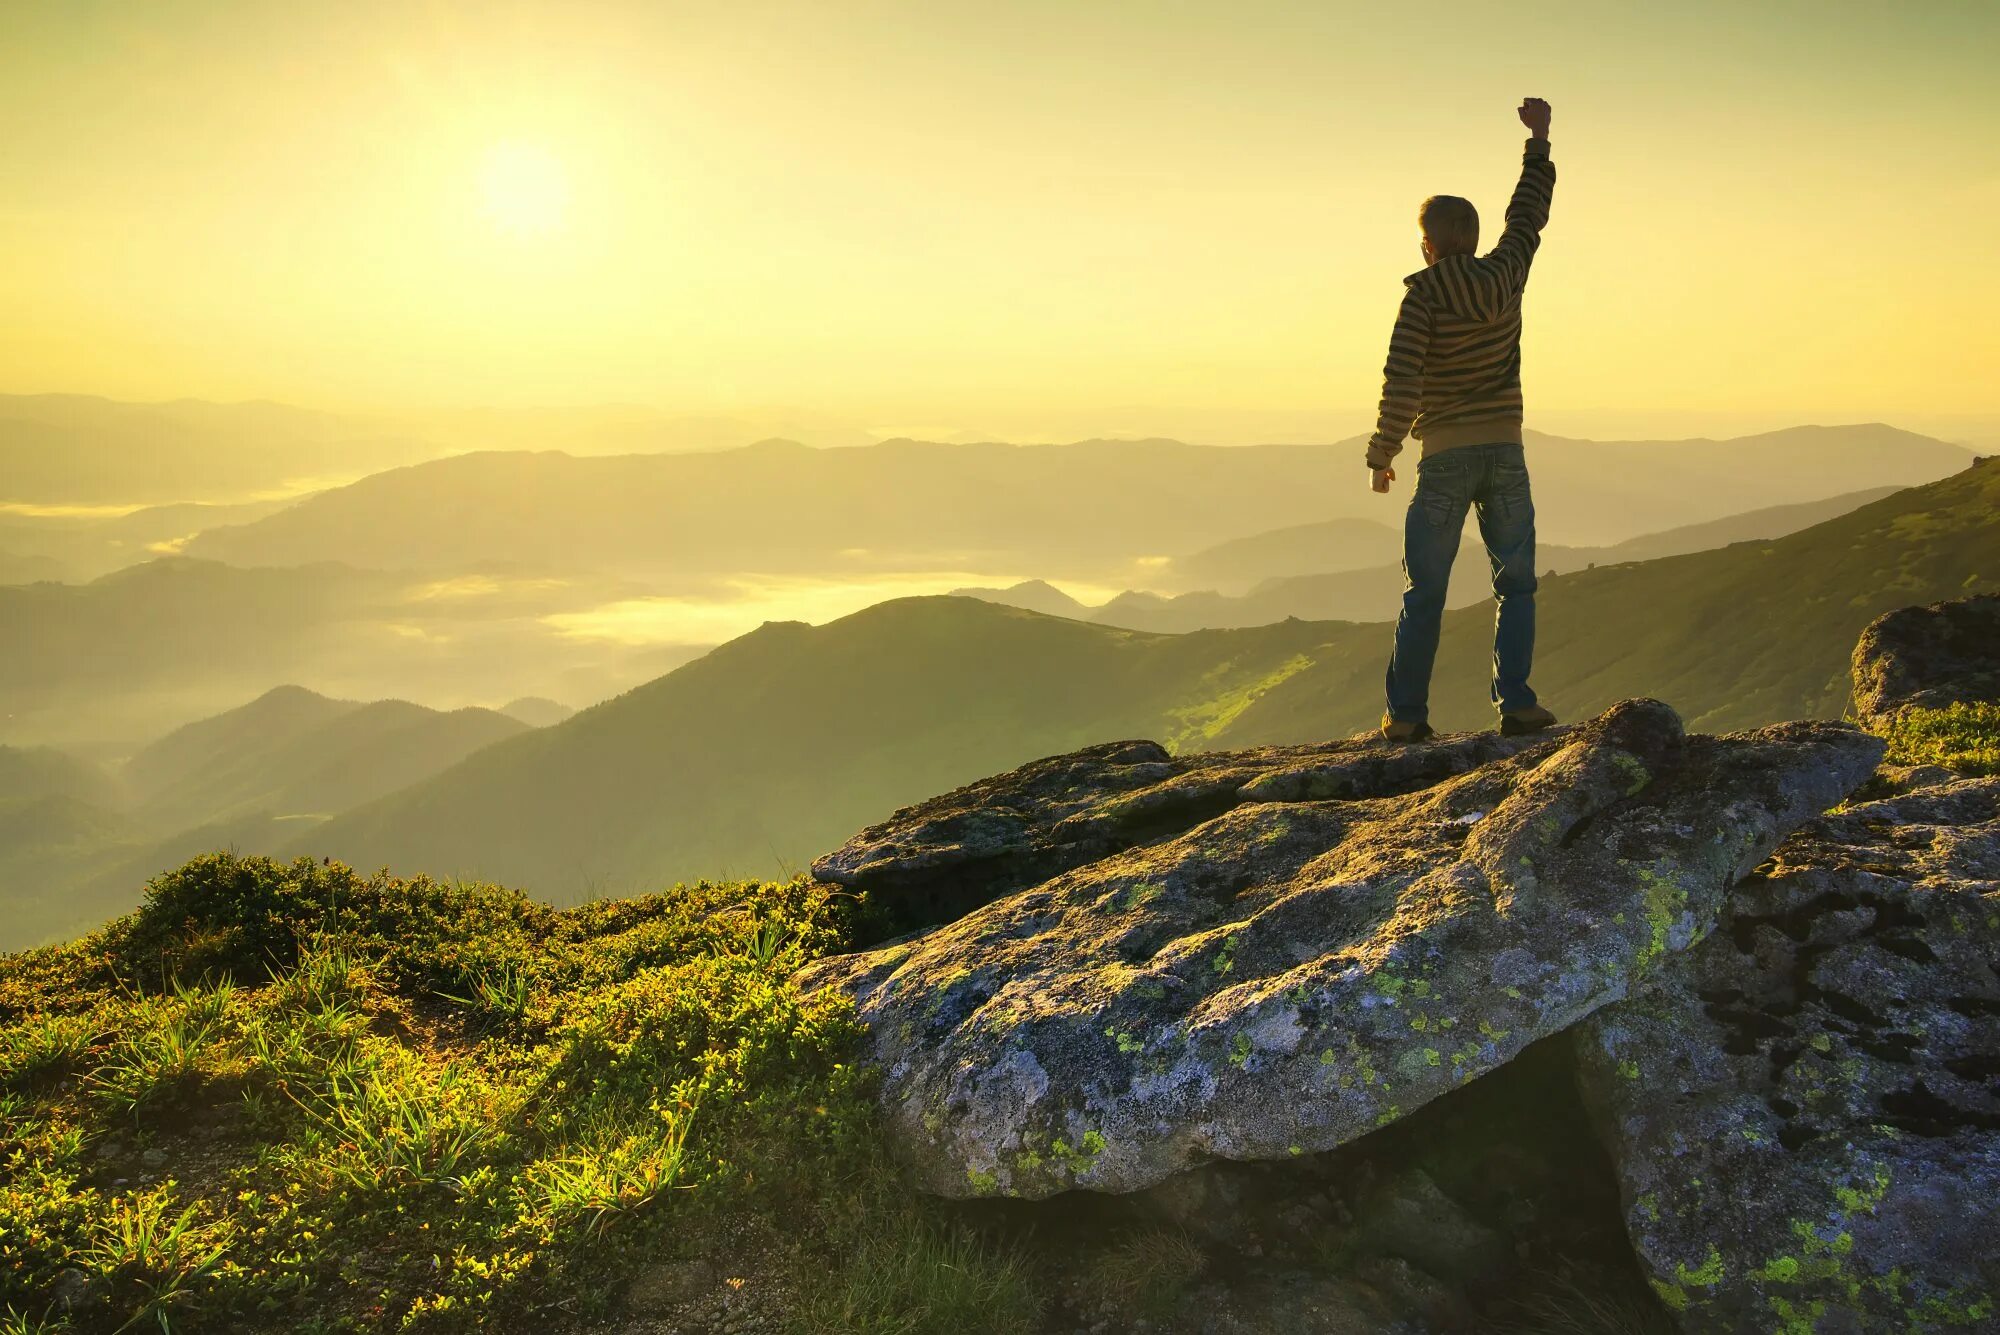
[1488,97,1555,290]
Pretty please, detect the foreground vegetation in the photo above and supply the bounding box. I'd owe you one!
[1883,701,2000,776]
[0,855,1040,1333]
[0,857,1676,1335]
[10,701,1994,1333]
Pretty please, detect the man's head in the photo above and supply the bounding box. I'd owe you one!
[1418,194,1479,265]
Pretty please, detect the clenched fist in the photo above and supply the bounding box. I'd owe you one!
[1518,97,1551,140]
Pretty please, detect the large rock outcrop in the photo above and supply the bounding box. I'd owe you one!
[1851,593,2000,728]
[802,699,1882,1198]
[1576,778,2000,1332]
[1576,605,2000,1332]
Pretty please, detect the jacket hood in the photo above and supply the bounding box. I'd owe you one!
[1405,253,1508,323]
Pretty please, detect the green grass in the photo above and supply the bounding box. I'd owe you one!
[1078,1228,1209,1320]
[1882,701,2000,776]
[1495,1271,1678,1335]
[795,1199,1046,1335]
[0,852,882,1333]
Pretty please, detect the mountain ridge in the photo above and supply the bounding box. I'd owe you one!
[281,457,2000,902]
[181,424,1971,574]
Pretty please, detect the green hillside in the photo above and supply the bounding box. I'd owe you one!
[1217,457,2000,741]
[964,484,1907,633]
[298,602,1340,899]
[282,459,1997,907]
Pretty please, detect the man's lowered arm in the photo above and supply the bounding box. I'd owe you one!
[1365,286,1432,490]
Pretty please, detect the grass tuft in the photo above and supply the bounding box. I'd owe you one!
[793,1202,1045,1335]
[1882,701,2000,776]
[1081,1227,1208,1319]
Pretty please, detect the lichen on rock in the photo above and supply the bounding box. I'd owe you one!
[1575,776,2000,1332]
[800,699,1882,1198]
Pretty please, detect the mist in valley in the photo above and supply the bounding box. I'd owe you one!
[1,388,1991,950]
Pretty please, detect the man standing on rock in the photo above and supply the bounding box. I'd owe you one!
[1366,97,1560,743]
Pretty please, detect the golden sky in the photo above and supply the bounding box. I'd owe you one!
[2,1,1995,442]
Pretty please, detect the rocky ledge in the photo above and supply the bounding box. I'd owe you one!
[799,595,2000,1333]
[1576,774,2000,1330]
[799,700,1882,1199]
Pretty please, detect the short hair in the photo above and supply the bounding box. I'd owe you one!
[1419,195,1479,257]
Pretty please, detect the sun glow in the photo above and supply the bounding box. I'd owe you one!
[477,141,571,236]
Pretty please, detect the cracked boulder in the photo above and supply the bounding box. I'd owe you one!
[1851,594,2000,728]
[799,699,1882,1198]
[1575,777,2000,1332]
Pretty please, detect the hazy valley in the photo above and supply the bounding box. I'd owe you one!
[0,401,1990,949]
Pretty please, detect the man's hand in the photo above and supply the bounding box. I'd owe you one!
[1371,467,1396,494]
[1518,97,1551,140]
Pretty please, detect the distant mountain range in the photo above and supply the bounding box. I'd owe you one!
[277,457,1998,907]
[0,686,551,951]
[957,486,1905,631]
[0,560,689,752]
[0,496,299,583]
[124,685,529,831]
[180,425,1969,577]
[0,395,437,506]
[498,697,576,728]
[290,606,1340,903]
[1168,517,1401,592]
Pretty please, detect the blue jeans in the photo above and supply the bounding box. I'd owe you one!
[1384,442,1539,723]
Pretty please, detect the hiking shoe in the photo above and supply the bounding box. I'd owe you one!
[1380,716,1436,743]
[1500,705,1559,736]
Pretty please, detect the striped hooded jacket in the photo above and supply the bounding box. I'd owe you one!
[1364,138,1556,470]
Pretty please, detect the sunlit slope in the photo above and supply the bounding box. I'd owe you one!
[1216,457,2000,741]
[182,426,1970,575]
[298,600,1341,898]
[294,459,1996,902]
